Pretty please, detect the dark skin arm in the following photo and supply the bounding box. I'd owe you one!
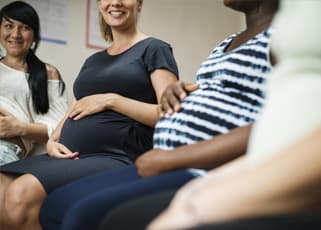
[135,125,251,177]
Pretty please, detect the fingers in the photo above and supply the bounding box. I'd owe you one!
[68,96,101,120]
[51,150,79,159]
[160,82,187,116]
[68,98,87,119]
[160,92,177,115]
[184,83,198,93]
[48,142,79,159]
[157,105,165,118]
[175,82,188,99]
[70,111,86,121]
[68,106,82,120]
[68,104,89,120]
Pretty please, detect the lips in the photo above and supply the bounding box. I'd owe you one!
[109,10,125,18]
[7,40,23,46]
[8,40,23,44]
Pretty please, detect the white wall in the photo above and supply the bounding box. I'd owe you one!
[1,0,243,97]
[140,0,243,82]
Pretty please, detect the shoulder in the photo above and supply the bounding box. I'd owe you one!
[254,26,274,43]
[140,38,174,57]
[45,63,61,80]
[144,37,172,49]
[88,50,106,59]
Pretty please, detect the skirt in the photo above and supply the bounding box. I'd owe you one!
[0,153,131,193]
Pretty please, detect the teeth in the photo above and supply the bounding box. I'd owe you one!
[110,11,123,17]
[8,41,22,45]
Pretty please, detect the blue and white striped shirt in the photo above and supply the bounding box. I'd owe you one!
[153,28,272,150]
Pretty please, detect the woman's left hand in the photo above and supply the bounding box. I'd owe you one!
[0,109,22,138]
[69,93,118,120]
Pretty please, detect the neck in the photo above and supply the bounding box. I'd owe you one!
[111,26,144,46]
[1,55,27,72]
[244,1,277,30]
[108,27,147,54]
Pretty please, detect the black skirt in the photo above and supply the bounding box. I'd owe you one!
[0,153,131,193]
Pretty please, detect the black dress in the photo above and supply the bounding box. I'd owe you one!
[0,38,179,193]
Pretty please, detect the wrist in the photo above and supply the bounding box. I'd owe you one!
[106,93,119,110]
[49,134,59,142]
[17,121,27,137]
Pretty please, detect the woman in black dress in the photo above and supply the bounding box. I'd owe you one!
[0,0,178,229]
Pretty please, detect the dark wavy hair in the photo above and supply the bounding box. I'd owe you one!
[0,1,65,114]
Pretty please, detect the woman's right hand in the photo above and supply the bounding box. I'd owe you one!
[159,82,198,117]
[68,93,118,120]
[46,138,79,159]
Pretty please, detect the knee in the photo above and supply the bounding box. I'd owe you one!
[4,175,45,226]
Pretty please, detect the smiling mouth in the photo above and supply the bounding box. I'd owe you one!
[8,40,23,44]
[109,11,125,17]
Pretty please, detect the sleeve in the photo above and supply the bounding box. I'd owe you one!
[144,39,179,79]
[32,80,69,137]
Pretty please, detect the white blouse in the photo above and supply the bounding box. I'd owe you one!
[0,62,68,155]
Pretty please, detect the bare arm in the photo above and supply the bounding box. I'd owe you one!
[136,125,251,177]
[68,69,177,127]
[148,124,321,230]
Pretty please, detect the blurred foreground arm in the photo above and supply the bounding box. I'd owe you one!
[148,124,321,229]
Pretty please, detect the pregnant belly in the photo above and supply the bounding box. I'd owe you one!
[59,112,153,159]
[59,114,128,155]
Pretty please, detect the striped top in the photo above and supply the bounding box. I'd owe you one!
[153,28,273,150]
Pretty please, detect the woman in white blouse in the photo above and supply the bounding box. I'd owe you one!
[0,1,68,165]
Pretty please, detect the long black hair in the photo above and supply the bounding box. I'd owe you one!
[0,1,65,114]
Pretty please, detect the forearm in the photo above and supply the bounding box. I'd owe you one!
[241,126,321,216]
[17,121,48,143]
[110,95,159,127]
[203,125,321,223]
[159,125,251,171]
[0,109,48,143]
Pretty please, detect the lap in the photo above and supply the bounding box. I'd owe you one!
[99,198,321,230]
[41,169,196,230]
[0,153,131,193]
[98,190,177,230]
